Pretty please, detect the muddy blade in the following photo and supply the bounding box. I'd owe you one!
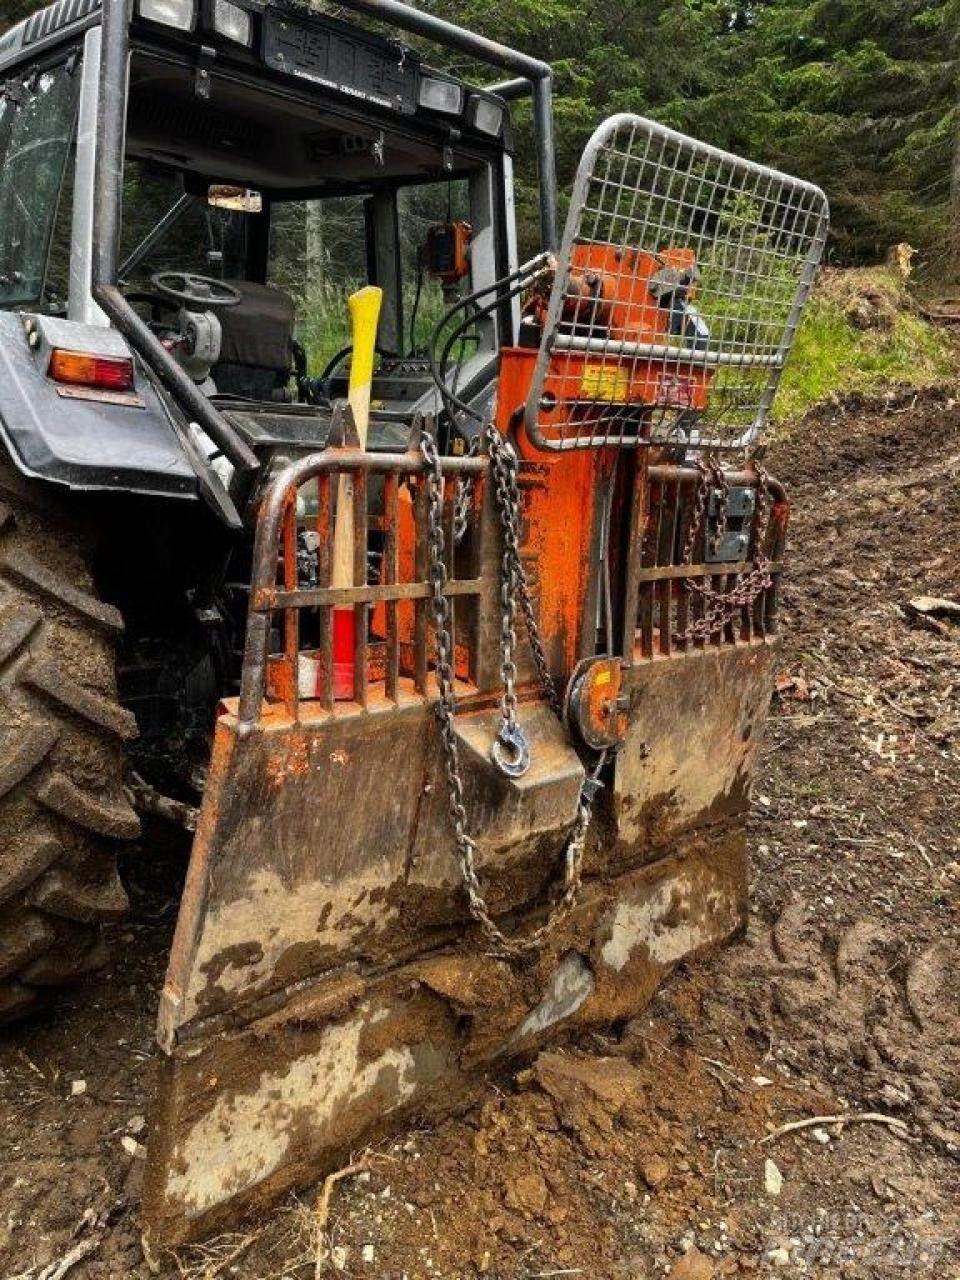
[140,645,772,1246]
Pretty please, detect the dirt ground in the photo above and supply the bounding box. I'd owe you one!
[0,388,958,1280]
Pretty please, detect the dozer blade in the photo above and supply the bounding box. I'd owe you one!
[139,443,778,1248]
[142,696,757,1246]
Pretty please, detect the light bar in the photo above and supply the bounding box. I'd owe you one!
[137,0,197,31]
[467,95,504,138]
[209,0,253,46]
[49,349,135,392]
[418,76,464,116]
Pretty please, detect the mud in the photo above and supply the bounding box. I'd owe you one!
[0,388,958,1277]
[144,834,747,1245]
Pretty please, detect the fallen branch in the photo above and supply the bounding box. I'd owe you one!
[314,1159,369,1278]
[760,1112,910,1145]
[126,771,199,831]
[36,1236,102,1280]
[315,1159,368,1235]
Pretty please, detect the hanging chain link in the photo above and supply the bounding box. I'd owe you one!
[485,425,528,775]
[453,437,480,545]
[483,421,563,718]
[674,455,773,645]
[419,428,607,957]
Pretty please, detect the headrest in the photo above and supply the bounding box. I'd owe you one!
[216,281,296,372]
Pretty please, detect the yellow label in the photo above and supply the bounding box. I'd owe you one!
[581,363,630,402]
[594,668,612,687]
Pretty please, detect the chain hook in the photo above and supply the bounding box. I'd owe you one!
[418,425,606,957]
[491,721,531,778]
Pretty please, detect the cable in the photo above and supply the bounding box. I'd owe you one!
[434,291,517,421]
[428,255,552,426]
[408,257,425,356]
[430,253,550,353]
[432,275,533,426]
[449,299,482,420]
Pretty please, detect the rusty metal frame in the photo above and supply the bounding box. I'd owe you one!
[622,463,788,661]
[238,444,488,728]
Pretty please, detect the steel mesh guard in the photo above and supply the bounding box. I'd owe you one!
[523,114,829,453]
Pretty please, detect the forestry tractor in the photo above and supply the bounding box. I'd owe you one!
[0,0,828,1245]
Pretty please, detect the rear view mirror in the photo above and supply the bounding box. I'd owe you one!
[207,185,263,214]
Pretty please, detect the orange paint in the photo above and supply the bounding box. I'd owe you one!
[497,347,604,681]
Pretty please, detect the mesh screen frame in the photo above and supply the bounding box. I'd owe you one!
[523,113,829,453]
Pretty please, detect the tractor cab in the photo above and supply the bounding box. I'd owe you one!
[116,3,516,452]
[0,0,535,512]
[0,0,526,489]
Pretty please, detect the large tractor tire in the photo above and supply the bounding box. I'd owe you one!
[0,465,139,1023]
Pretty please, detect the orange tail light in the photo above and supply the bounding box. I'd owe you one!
[48,348,135,392]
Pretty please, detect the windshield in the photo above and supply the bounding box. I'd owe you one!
[266,178,474,374]
[268,194,368,374]
[119,160,249,291]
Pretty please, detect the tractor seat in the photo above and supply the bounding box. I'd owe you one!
[213,280,298,402]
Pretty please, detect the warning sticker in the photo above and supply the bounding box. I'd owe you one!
[581,363,630,402]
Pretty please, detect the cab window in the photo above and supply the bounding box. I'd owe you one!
[119,159,249,292]
[398,178,471,355]
[268,195,368,374]
[0,60,80,309]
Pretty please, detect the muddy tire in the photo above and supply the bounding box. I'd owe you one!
[0,467,139,1023]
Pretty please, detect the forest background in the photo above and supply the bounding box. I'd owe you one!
[2,0,959,403]
[3,0,959,273]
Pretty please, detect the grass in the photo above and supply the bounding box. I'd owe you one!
[774,266,958,423]
[294,279,458,376]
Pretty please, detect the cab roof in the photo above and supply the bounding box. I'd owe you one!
[0,0,101,66]
[0,0,512,155]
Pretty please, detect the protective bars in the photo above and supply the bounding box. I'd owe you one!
[525,114,829,452]
[625,464,788,661]
[238,443,488,727]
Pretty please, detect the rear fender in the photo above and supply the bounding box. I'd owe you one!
[0,311,198,498]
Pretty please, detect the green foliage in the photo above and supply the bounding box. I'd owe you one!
[425,0,959,278]
[775,269,957,419]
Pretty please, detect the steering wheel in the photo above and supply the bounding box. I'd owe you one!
[150,271,242,309]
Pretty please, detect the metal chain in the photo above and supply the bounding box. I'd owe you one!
[483,421,563,718]
[420,428,606,956]
[485,426,526,770]
[674,457,773,645]
[453,437,480,544]
[706,457,728,559]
